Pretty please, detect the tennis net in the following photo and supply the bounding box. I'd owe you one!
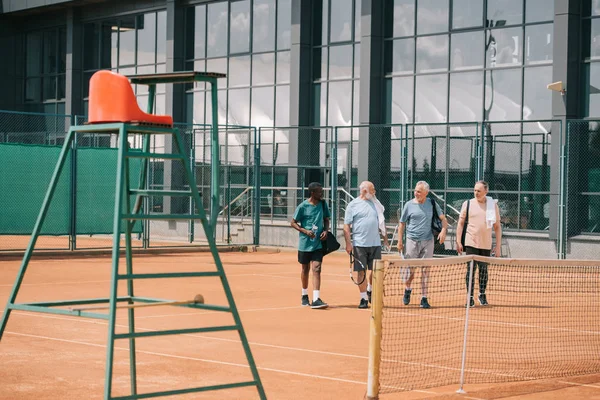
[366,255,600,397]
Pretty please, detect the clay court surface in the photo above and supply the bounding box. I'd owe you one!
[1,249,599,399]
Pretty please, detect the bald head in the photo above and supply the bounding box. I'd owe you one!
[359,181,375,200]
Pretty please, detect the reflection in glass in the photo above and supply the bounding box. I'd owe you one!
[277,0,292,50]
[452,0,483,29]
[386,0,414,38]
[230,0,251,54]
[229,89,250,125]
[207,58,227,83]
[485,68,522,121]
[43,31,57,74]
[83,24,99,70]
[328,80,353,126]
[321,0,328,45]
[206,90,227,124]
[523,66,552,120]
[417,0,448,35]
[385,38,414,74]
[415,74,447,122]
[583,63,600,118]
[353,80,359,124]
[136,65,155,95]
[449,71,483,122]
[385,76,414,124]
[584,0,600,16]
[355,0,361,40]
[157,11,167,63]
[25,78,42,102]
[451,31,484,70]
[525,24,553,65]
[207,2,228,57]
[188,6,206,59]
[330,0,353,42]
[486,27,522,68]
[26,32,42,76]
[253,0,276,52]
[329,45,353,79]
[119,17,136,66]
[320,82,327,125]
[486,0,523,26]
[253,53,275,85]
[252,86,274,126]
[416,35,448,73]
[583,19,600,60]
[192,91,206,124]
[526,0,554,22]
[137,14,156,65]
[275,85,290,126]
[276,51,291,84]
[229,56,251,87]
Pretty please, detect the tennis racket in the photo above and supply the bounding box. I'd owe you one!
[350,251,367,285]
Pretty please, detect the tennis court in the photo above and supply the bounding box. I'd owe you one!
[1,249,599,399]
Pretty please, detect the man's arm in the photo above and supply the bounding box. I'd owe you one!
[291,219,314,238]
[438,214,448,244]
[320,217,330,240]
[397,222,406,252]
[493,204,502,257]
[343,223,352,254]
[455,203,466,254]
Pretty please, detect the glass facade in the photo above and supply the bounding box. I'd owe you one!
[82,11,167,116]
[184,0,291,128]
[24,27,67,114]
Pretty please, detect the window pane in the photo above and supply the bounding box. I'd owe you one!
[385,38,414,74]
[230,0,250,54]
[277,0,292,50]
[58,28,66,73]
[526,0,554,22]
[276,50,291,83]
[57,74,66,100]
[100,20,118,69]
[25,78,42,102]
[253,0,276,52]
[137,14,156,65]
[229,55,251,87]
[354,43,360,78]
[321,0,328,45]
[353,79,359,124]
[43,30,57,74]
[275,85,290,126]
[584,0,600,16]
[313,47,328,81]
[523,66,552,120]
[156,11,167,63]
[187,6,206,59]
[329,45,353,79]
[417,0,449,35]
[415,73,447,122]
[119,17,136,66]
[525,23,553,65]
[207,2,229,57]
[253,53,275,85]
[485,68,522,120]
[327,80,352,126]
[487,0,523,26]
[450,71,483,122]
[416,35,448,73]
[583,18,600,61]
[207,58,228,83]
[583,63,600,118]
[83,23,99,70]
[386,76,414,124]
[251,86,274,126]
[452,0,483,29]
[192,91,206,124]
[486,27,522,68]
[451,31,484,70]
[387,0,414,38]
[26,32,42,76]
[43,77,56,101]
[355,0,361,40]
[228,88,250,125]
[330,0,353,42]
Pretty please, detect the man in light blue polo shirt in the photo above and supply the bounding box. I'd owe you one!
[398,181,448,309]
[343,181,389,309]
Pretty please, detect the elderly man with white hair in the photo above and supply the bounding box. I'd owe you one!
[397,181,448,309]
[343,181,389,309]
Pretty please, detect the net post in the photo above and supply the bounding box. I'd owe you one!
[366,259,386,400]
[457,257,475,394]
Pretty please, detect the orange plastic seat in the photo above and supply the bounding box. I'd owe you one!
[87,70,173,127]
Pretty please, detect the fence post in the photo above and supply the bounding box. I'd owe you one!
[69,116,78,250]
[253,127,261,246]
[331,127,338,231]
[557,120,567,259]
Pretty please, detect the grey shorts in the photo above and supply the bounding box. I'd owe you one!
[405,238,434,259]
[353,246,382,271]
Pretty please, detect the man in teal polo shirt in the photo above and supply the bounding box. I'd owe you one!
[291,182,330,309]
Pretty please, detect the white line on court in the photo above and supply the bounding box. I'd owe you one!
[3,331,373,387]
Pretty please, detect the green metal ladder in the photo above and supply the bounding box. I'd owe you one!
[0,121,267,400]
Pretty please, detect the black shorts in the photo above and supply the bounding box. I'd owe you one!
[298,250,324,264]
[353,246,382,271]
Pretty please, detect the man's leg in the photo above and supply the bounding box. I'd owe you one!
[353,247,370,309]
[298,251,311,306]
[310,252,328,309]
[366,246,381,303]
[464,246,477,307]
[403,239,420,305]
[478,249,491,306]
[419,239,434,308]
